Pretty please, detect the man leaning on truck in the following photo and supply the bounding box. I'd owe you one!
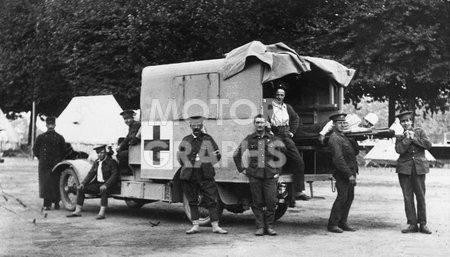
[177,116,228,235]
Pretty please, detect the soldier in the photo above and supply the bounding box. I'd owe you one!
[116,109,141,172]
[267,84,310,201]
[33,116,66,210]
[234,114,286,236]
[318,113,379,144]
[178,116,227,234]
[67,145,119,219]
[395,111,432,234]
[327,112,359,233]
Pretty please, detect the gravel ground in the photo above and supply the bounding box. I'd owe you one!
[1,157,449,257]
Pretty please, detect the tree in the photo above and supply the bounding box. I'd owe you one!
[323,0,450,124]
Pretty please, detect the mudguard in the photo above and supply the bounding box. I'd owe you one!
[52,159,92,183]
[216,184,240,205]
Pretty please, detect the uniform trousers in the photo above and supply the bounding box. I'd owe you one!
[398,166,427,225]
[249,176,278,229]
[76,182,111,207]
[278,135,305,192]
[328,175,355,227]
[181,178,219,222]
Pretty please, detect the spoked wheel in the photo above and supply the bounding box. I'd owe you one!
[125,199,146,209]
[59,168,80,211]
[182,194,224,226]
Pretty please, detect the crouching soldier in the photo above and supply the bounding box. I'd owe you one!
[67,145,119,220]
[177,116,227,234]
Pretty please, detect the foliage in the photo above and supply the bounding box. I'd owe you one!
[0,0,449,118]
[325,0,450,114]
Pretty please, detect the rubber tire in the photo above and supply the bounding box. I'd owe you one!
[182,194,224,226]
[125,199,146,209]
[59,168,80,211]
[274,202,288,221]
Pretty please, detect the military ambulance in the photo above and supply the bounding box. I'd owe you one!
[54,41,392,224]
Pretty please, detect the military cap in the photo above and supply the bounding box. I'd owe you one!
[274,81,288,91]
[396,111,413,121]
[187,115,205,125]
[329,112,347,122]
[120,109,135,118]
[93,145,107,153]
[45,116,56,125]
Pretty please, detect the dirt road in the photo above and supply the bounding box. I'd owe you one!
[1,157,449,257]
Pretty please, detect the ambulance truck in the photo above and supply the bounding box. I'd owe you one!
[54,43,391,224]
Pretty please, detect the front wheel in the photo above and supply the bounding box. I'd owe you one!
[182,194,224,226]
[59,168,80,211]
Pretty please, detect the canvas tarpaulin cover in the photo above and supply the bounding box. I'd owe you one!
[223,41,356,87]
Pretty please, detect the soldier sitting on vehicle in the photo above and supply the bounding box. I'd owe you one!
[266,83,310,201]
[67,145,119,220]
[116,109,141,174]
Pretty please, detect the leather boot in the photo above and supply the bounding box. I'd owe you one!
[419,224,432,234]
[255,228,264,236]
[401,224,419,233]
[328,225,343,233]
[339,223,356,232]
[265,226,277,236]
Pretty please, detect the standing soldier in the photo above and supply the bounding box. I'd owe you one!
[395,111,432,234]
[33,116,66,210]
[178,116,227,235]
[234,114,286,236]
[327,113,359,233]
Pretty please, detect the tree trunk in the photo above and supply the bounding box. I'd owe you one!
[388,92,396,126]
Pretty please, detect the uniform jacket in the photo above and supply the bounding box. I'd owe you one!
[82,156,119,188]
[267,103,300,135]
[395,127,432,175]
[178,133,221,181]
[233,132,286,179]
[328,129,359,180]
[33,130,66,199]
[118,121,141,151]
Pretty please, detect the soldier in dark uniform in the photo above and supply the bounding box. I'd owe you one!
[67,145,119,219]
[33,116,66,210]
[116,110,141,172]
[395,111,432,234]
[178,116,227,234]
[234,114,286,236]
[327,112,359,233]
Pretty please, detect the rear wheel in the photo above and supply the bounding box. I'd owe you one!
[59,168,80,211]
[274,202,288,220]
[182,194,224,226]
[125,199,146,209]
